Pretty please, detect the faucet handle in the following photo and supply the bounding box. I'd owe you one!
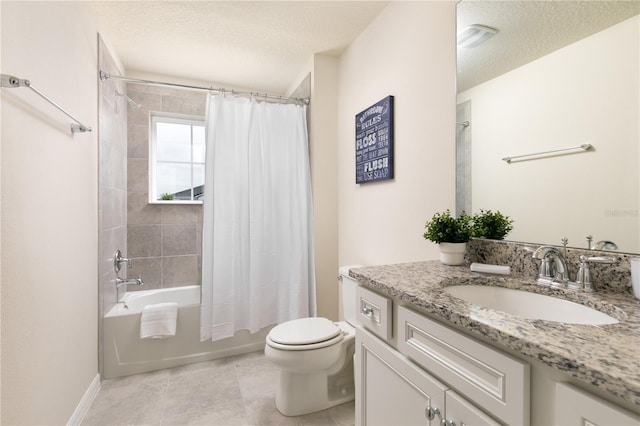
[113,249,132,273]
[573,255,592,290]
[574,256,619,292]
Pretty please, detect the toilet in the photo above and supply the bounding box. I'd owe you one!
[264,265,360,416]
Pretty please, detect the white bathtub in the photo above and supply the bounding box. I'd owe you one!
[103,285,270,379]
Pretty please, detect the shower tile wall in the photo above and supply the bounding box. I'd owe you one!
[98,35,128,374]
[126,83,206,290]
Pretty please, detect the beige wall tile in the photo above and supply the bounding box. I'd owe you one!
[162,255,199,287]
[127,123,148,159]
[127,256,162,291]
[128,191,162,225]
[162,204,201,224]
[127,158,148,193]
[128,225,161,258]
[162,224,198,256]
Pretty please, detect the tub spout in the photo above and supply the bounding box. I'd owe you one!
[116,277,144,288]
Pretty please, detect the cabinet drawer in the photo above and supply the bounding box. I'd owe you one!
[356,286,392,341]
[398,305,530,426]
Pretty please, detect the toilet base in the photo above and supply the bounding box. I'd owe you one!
[275,364,355,416]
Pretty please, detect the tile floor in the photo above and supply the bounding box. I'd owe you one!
[82,351,355,425]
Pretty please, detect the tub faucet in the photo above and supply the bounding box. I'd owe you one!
[116,277,144,288]
[531,245,570,287]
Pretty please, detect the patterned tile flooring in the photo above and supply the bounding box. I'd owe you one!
[82,351,355,425]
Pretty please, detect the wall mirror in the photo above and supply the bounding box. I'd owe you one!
[456,1,640,253]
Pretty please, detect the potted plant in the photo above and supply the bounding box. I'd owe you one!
[423,210,472,265]
[472,209,514,240]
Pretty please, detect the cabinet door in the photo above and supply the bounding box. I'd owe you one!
[356,327,447,426]
[446,390,500,426]
[556,383,640,426]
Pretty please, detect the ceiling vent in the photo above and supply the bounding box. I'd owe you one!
[457,24,498,48]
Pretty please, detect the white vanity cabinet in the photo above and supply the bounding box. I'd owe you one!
[356,327,499,426]
[397,305,530,426]
[355,286,513,426]
[354,279,639,426]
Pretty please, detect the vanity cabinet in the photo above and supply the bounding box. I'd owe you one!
[356,326,498,426]
[398,305,530,425]
[355,286,513,425]
[353,267,640,425]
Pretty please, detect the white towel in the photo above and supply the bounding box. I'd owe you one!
[470,263,511,275]
[140,302,178,339]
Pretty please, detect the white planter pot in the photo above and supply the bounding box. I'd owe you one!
[438,242,467,266]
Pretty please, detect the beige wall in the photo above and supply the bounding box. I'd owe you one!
[338,2,457,266]
[457,15,640,252]
[308,54,340,320]
[1,2,99,424]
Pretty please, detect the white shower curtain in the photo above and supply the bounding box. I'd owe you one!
[200,95,316,342]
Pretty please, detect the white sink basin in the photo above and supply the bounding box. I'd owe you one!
[443,285,619,325]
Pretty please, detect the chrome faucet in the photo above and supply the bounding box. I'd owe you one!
[531,245,570,287]
[532,245,619,291]
[116,277,144,288]
[113,250,144,289]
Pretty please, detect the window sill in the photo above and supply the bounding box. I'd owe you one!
[148,200,203,205]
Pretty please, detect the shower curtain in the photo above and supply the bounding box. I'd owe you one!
[200,95,316,342]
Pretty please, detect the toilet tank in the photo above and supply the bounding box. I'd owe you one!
[338,265,362,325]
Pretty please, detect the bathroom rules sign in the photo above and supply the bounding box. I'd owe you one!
[355,96,394,184]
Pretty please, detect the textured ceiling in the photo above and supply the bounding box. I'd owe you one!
[457,1,640,92]
[94,1,640,95]
[94,1,389,94]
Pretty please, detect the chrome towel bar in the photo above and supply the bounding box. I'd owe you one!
[502,143,592,164]
[1,74,92,133]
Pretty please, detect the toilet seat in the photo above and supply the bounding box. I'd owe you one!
[267,317,344,351]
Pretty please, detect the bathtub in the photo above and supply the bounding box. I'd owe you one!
[103,285,271,379]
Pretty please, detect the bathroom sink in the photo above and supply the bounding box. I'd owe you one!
[443,285,619,325]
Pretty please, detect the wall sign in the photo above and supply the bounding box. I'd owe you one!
[355,96,394,184]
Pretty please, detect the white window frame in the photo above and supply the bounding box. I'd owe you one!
[149,112,206,204]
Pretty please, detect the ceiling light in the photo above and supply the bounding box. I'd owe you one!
[457,24,498,48]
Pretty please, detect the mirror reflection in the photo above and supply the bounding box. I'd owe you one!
[456,1,640,253]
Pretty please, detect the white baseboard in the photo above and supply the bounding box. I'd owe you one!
[67,373,101,426]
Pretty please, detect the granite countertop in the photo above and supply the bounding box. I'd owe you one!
[350,261,640,406]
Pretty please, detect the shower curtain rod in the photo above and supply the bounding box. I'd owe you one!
[99,71,309,106]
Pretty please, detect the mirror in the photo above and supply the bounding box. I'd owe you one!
[456,1,640,253]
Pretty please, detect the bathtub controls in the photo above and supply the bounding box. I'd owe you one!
[113,249,132,273]
[114,250,144,289]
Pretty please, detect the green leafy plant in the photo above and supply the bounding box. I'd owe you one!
[423,210,473,244]
[472,209,514,240]
[160,193,174,201]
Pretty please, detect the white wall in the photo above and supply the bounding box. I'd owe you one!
[1,2,99,424]
[457,16,640,252]
[338,1,457,266]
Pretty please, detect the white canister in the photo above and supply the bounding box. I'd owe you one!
[630,257,640,300]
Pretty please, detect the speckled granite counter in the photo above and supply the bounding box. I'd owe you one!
[350,261,640,407]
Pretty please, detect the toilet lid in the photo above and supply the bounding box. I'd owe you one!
[269,317,341,345]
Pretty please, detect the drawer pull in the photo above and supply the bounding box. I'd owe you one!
[361,306,374,317]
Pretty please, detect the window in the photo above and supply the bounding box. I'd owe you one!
[150,114,205,203]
